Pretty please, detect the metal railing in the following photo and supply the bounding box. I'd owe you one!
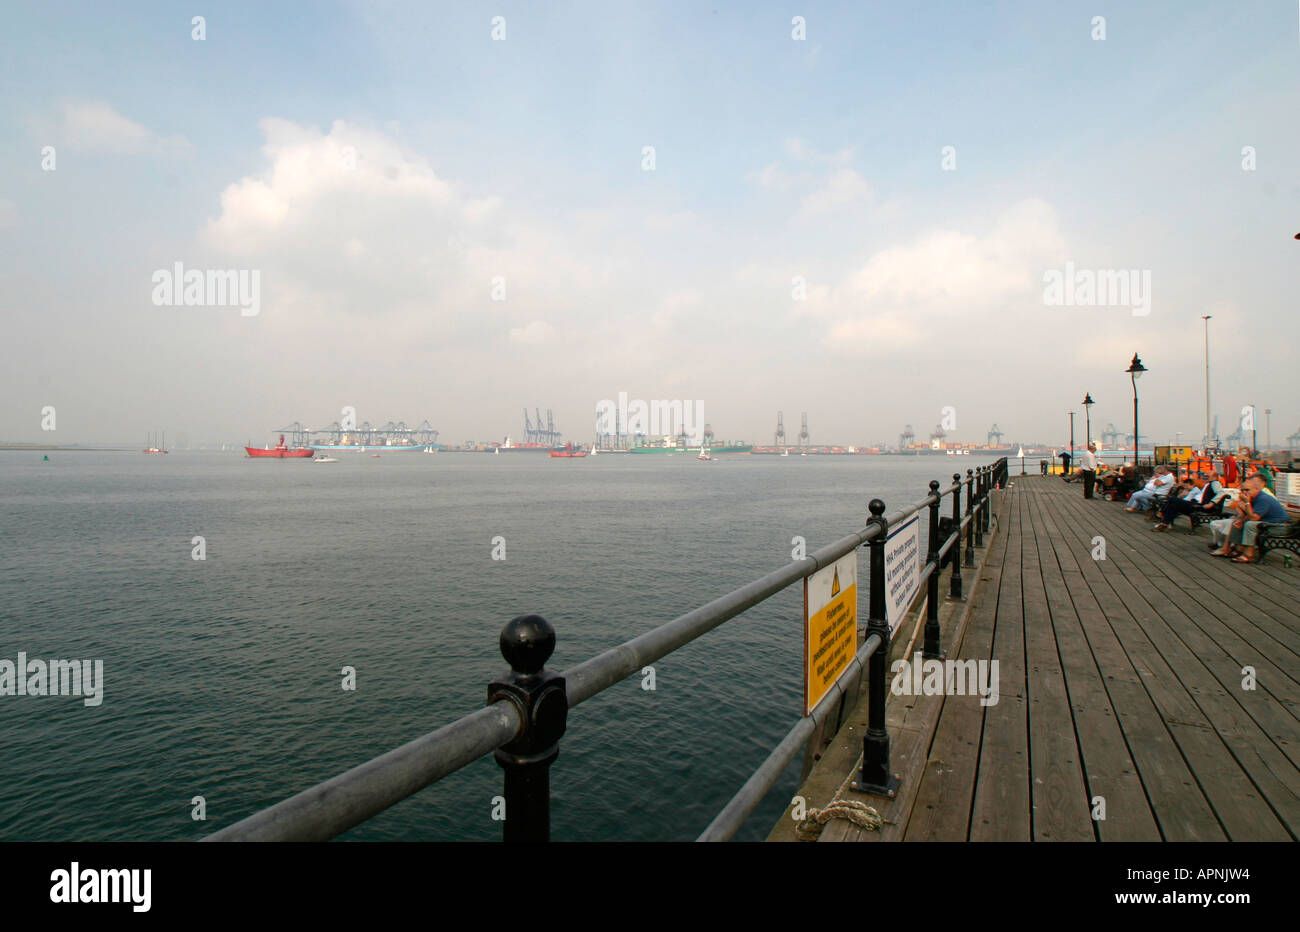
[205,457,1009,843]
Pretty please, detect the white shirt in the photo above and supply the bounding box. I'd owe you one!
[1081,450,1098,470]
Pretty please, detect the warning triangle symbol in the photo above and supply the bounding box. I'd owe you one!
[831,567,840,597]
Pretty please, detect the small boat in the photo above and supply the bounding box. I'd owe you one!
[781,448,789,457]
[549,443,588,458]
[697,447,712,461]
[245,434,314,458]
[313,456,338,463]
[371,454,381,458]
[143,431,168,454]
[590,448,599,457]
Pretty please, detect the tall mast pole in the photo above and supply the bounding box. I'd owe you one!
[1201,314,1211,447]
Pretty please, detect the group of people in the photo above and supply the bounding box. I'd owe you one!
[1115,460,1287,563]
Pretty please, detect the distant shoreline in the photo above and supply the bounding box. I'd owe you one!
[0,444,132,452]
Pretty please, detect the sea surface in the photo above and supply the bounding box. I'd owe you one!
[0,449,1001,842]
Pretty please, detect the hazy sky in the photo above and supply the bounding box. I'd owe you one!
[2,1,1297,448]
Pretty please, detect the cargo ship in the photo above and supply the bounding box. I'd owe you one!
[549,443,588,458]
[492,436,551,453]
[245,434,314,458]
[308,442,434,453]
[628,439,752,455]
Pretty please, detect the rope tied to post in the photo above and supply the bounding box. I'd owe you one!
[795,798,882,841]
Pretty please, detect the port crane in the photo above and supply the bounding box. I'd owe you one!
[1100,423,1120,448]
[282,418,439,447]
[798,413,810,452]
[774,411,786,450]
[899,424,915,450]
[987,424,1003,445]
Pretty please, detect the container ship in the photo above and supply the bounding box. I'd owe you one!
[492,436,551,453]
[309,441,434,453]
[628,441,752,454]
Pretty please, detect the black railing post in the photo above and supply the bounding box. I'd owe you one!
[855,499,899,798]
[964,469,976,568]
[923,481,944,661]
[974,466,985,547]
[948,474,964,600]
[487,614,568,842]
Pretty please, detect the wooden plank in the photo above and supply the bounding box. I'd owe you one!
[904,497,1011,841]
[968,487,1032,841]
[1027,482,1226,840]
[1047,484,1300,832]
[1019,490,1093,840]
[1026,488,1161,840]
[1166,722,1291,841]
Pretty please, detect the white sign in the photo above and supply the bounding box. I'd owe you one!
[884,515,921,633]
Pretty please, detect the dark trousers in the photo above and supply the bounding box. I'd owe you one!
[1082,470,1096,498]
[1160,497,1197,525]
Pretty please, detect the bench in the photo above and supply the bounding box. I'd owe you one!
[1256,518,1300,565]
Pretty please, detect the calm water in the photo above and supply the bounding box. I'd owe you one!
[0,450,999,842]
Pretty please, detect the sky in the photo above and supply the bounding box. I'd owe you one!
[1,1,1297,449]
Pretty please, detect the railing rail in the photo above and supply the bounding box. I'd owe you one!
[205,457,1009,842]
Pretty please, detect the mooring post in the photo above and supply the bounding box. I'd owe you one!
[856,499,899,798]
[964,469,976,568]
[487,614,568,842]
[948,474,964,600]
[974,466,985,547]
[923,481,944,660]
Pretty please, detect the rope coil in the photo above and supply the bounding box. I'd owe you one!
[795,798,882,841]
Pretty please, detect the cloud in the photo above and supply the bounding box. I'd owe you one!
[799,198,1068,352]
[57,100,190,154]
[508,320,554,344]
[747,140,869,217]
[798,168,872,218]
[199,118,600,348]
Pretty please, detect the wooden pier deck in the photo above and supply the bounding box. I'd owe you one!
[816,474,1299,842]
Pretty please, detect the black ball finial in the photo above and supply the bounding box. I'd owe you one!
[868,498,885,517]
[953,473,961,484]
[500,614,555,675]
[967,468,974,477]
[928,480,940,493]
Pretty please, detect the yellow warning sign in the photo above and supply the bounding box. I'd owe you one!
[803,552,858,717]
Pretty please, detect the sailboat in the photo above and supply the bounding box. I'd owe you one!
[781,447,789,457]
[697,445,712,461]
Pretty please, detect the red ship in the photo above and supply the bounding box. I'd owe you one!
[245,434,314,458]
[549,443,588,458]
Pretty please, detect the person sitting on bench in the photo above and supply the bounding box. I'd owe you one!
[1126,466,1175,513]
[1210,474,1290,562]
[1152,471,1222,531]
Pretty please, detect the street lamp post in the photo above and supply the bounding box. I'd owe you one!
[1200,315,1211,449]
[1126,353,1147,466]
[1069,412,1075,469]
[1265,408,1272,452]
[1082,392,1094,447]
[1251,405,1258,456]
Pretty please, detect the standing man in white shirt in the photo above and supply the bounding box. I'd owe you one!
[1081,442,1099,499]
